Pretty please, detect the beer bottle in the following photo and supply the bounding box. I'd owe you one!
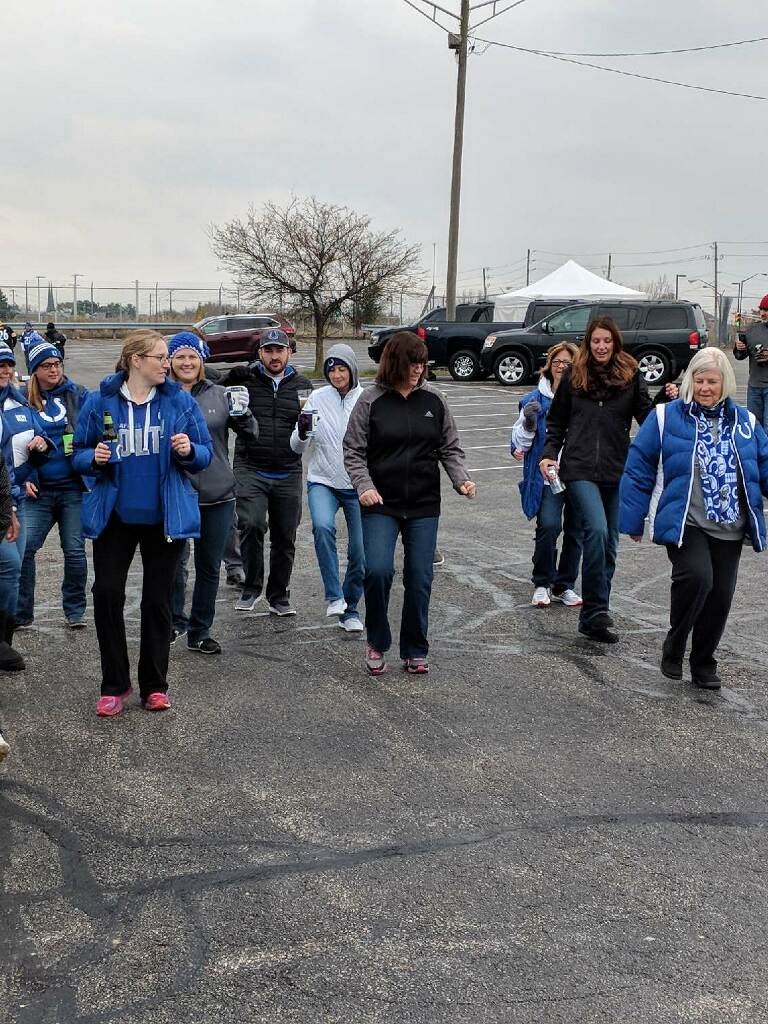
[102,412,117,443]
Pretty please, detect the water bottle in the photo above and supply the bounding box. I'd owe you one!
[547,465,566,494]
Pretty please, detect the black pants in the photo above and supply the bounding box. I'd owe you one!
[664,526,743,677]
[92,516,184,698]
[235,466,302,603]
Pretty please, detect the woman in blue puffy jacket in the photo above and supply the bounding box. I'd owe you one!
[73,331,212,718]
[620,348,768,690]
[511,342,582,609]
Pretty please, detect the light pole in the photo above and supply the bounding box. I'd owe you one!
[35,276,44,322]
[72,273,82,319]
[732,272,767,316]
[445,0,470,321]
[675,274,686,300]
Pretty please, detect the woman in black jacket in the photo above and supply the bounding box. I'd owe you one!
[540,317,675,643]
[343,332,476,676]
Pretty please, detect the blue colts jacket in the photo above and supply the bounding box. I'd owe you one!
[72,372,213,540]
[511,383,553,521]
[619,397,768,551]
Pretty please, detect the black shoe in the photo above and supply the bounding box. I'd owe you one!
[226,572,245,588]
[0,611,24,671]
[578,623,619,644]
[590,612,615,629]
[187,637,222,655]
[170,628,187,645]
[660,657,683,680]
[691,672,721,690]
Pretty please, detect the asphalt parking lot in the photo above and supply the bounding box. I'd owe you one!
[3,338,768,1024]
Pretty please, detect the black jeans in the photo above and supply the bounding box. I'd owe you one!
[664,526,743,677]
[235,466,302,603]
[92,516,184,698]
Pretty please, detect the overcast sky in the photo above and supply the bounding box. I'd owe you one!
[2,0,767,312]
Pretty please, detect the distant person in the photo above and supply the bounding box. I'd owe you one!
[511,342,582,608]
[72,331,212,718]
[16,340,89,630]
[167,332,259,654]
[222,329,312,616]
[621,348,768,689]
[44,322,67,359]
[540,317,677,644]
[733,294,768,430]
[290,344,365,632]
[19,323,34,351]
[20,329,45,374]
[0,322,16,351]
[344,331,476,676]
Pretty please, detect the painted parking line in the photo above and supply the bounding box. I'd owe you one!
[464,444,511,450]
[453,412,512,419]
[459,425,515,432]
[468,465,519,472]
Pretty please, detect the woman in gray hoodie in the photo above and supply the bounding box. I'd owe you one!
[168,332,259,653]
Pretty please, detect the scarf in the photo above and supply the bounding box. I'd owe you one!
[585,362,630,401]
[692,402,741,524]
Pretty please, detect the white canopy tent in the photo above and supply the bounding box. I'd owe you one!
[494,260,647,321]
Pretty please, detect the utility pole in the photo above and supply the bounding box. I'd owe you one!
[24,281,28,314]
[526,248,531,286]
[36,276,44,321]
[675,274,686,300]
[155,282,159,320]
[219,284,223,313]
[606,254,612,281]
[73,272,82,315]
[432,243,437,292]
[713,241,719,345]
[135,279,139,321]
[445,0,470,321]
[482,267,488,300]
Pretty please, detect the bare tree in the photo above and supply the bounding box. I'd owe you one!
[210,196,422,372]
[634,274,675,300]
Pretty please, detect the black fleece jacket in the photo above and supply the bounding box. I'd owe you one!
[542,369,666,484]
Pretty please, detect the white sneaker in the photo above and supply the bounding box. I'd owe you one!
[0,731,9,762]
[532,586,550,607]
[551,588,583,607]
[339,614,364,633]
[326,598,347,617]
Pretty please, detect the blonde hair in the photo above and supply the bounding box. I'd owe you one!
[169,349,205,384]
[680,348,736,403]
[115,330,166,373]
[540,342,578,383]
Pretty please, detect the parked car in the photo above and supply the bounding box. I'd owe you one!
[367,300,578,381]
[480,300,708,386]
[194,313,296,362]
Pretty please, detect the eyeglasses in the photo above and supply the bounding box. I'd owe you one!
[141,353,171,365]
[38,361,62,370]
[551,359,572,368]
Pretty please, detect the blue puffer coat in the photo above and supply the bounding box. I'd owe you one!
[619,397,768,551]
[511,379,554,520]
[72,372,212,540]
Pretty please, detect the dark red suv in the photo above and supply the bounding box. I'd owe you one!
[195,314,295,362]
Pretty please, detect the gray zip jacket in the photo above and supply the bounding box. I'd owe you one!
[187,379,259,505]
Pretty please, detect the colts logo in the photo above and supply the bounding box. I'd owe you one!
[36,398,67,425]
[736,418,754,440]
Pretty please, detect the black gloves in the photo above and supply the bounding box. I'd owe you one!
[522,400,541,432]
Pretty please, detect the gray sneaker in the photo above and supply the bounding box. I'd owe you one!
[268,599,296,616]
[235,592,262,612]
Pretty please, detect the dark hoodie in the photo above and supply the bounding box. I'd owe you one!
[186,378,259,504]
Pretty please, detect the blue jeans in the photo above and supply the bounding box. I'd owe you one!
[532,486,583,592]
[566,481,619,628]
[747,385,768,432]
[173,500,235,641]
[362,512,439,659]
[17,488,87,623]
[0,512,27,618]
[307,482,365,619]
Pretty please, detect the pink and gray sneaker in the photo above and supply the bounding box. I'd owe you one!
[143,692,171,712]
[95,688,132,718]
[365,646,387,676]
[403,657,429,675]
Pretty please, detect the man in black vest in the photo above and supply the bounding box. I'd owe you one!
[224,329,312,615]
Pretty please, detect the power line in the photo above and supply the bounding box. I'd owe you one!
[474,38,768,100]
[534,243,711,258]
[521,35,768,58]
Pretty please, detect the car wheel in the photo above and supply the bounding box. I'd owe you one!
[636,349,672,386]
[493,350,530,386]
[448,349,481,381]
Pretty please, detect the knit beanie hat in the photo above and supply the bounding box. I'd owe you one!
[167,331,210,361]
[0,342,15,365]
[28,336,62,373]
[759,295,768,311]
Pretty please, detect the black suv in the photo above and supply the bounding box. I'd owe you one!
[480,300,708,386]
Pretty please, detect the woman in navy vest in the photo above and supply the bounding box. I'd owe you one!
[73,331,212,718]
[511,342,581,610]
[621,347,768,690]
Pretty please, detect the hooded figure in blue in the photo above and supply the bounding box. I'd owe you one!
[620,348,768,690]
[16,340,90,629]
[510,341,583,610]
[72,331,212,719]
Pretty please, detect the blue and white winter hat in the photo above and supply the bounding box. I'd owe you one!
[27,336,61,373]
[0,342,15,365]
[167,331,210,361]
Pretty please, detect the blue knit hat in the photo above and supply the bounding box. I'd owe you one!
[27,336,62,373]
[0,342,15,365]
[167,331,210,361]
